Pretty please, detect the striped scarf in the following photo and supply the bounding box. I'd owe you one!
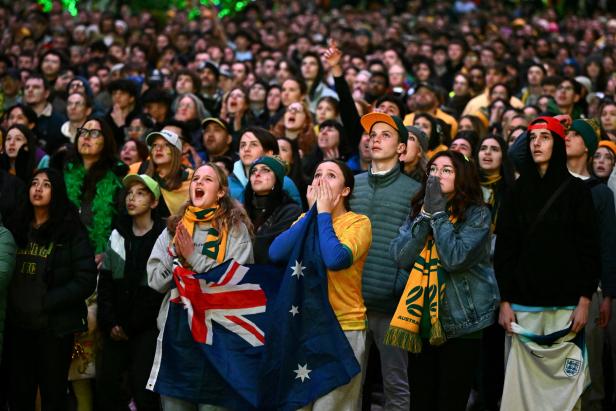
[385,215,457,353]
[173,205,227,265]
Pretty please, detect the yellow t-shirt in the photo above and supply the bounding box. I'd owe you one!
[328,211,371,331]
[294,211,372,330]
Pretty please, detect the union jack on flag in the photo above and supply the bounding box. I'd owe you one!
[170,260,267,346]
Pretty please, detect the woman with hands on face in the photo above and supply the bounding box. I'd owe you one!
[388,150,498,411]
[269,160,371,411]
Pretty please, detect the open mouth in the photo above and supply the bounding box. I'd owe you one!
[194,188,205,199]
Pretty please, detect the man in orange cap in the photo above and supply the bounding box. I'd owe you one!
[349,112,421,411]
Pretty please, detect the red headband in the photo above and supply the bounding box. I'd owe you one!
[527,116,565,139]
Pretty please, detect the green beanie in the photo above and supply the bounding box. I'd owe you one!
[250,156,287,183]
[571,119,600,157]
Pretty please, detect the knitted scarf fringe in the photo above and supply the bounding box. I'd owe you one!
[384,320,446,353]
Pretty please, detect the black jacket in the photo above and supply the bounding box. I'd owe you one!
[8,220,97,336]
[97,216,166,336]
[251,195,302,264]
[45,224,97,336]
[0,169,26,228]
[586,178,616,297]
[495,136,600,306]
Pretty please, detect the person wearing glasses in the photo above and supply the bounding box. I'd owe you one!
[389,150,497,410]
[272,100,317,155]
[61,115,128,411]
[547,78,584,119]
[129,129,194,218]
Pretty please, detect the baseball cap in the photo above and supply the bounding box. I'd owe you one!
[145,129,183,152]
[122,174,161,200]
[197,60,220,78]
[528,116,565,140]
[360,112,408,143]
[201,117,229,132]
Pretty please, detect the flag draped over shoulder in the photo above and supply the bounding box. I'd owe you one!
[147,211,360,410]
[259,210,361,410]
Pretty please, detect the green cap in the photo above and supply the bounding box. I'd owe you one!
[122,174,161,201]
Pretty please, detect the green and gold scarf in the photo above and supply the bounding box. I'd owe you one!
[384,216,457,353]
[174,205,228,264]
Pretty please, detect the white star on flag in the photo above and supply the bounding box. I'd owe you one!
[294,363,311,382]
[291,260,306,279]
[289,305,300,316]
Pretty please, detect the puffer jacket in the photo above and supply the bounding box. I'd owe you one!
[349,166,420,314]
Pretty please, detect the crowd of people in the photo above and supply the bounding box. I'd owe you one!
[1,0,616,410]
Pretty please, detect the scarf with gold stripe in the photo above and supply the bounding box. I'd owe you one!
[174,205,227,265]
[385,215,457,353]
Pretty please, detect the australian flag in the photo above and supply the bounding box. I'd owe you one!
[147,210,360,410]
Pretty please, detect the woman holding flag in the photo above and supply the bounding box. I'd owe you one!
[147,162,253,410]
[388,150,498,410]
[269,159,371,411]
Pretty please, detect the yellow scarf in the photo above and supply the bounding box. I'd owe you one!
[385,215,457,353]
[174,205,227,264]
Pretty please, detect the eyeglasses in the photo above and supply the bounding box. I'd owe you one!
[286,105,303,114]
[77,128,103,139]
[427,165,455,177]
[126,126,144,133]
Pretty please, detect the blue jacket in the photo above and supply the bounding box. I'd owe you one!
[390,205,499,339]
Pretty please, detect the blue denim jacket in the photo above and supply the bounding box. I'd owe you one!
[390,205,499,339]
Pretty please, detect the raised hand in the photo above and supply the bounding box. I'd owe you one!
[322,39,343,77]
